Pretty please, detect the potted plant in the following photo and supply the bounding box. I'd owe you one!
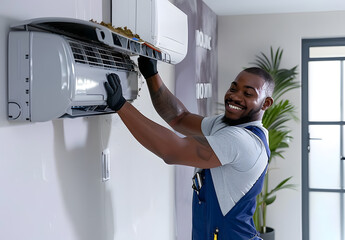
[250,47,299,239]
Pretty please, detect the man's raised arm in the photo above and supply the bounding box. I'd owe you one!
[138,56,203,136]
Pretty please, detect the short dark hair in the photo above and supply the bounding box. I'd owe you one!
[243,67,275,96]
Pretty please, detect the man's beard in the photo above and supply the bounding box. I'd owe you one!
[221,115,251,126]
[221,105,263,126]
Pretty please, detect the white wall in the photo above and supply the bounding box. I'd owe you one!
[0,1,176,240]
[218,10,345,240]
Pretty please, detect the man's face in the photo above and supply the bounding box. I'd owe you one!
[223,71,271,125]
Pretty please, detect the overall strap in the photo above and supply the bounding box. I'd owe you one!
[244,126,270,158]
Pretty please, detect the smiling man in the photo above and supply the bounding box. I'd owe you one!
[104,57,274,240]
[222,69,274,126]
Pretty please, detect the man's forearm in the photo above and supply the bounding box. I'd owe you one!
[146,74,188,125]
[117,101,220,168]
[117,101,182,163]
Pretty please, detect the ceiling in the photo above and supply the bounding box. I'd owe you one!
[202,0,345,16]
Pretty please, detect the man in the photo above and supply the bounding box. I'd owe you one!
[104,56,274,240]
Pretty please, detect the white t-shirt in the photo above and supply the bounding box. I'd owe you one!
[200,114,269,216]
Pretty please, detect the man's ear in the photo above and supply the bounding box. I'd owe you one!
[261,97,274,110]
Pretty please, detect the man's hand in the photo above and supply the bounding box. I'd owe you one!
[104,73,126,111]
[138,56,158,79]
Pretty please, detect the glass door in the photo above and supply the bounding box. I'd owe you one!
[302,39,345,240]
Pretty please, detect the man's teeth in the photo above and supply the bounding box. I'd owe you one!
[229,104,242,110]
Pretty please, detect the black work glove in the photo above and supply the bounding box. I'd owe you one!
[138,56,158,79]
[104,73,126,111]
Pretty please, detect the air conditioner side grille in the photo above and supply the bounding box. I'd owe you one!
[67,38,135,72]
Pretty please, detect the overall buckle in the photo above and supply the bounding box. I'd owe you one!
[192,171,203,195]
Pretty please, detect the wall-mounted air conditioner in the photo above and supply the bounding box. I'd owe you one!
[112,0,188,64]
[8,16,188,122]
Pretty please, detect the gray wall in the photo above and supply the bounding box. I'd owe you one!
[174,1,218,239]
[218,10,345,240]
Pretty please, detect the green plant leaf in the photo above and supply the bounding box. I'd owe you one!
[263,100,297,131]
[264,195,276,206]
[267,176,297,197]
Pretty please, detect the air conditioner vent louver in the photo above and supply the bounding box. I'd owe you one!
[67,38,135,72]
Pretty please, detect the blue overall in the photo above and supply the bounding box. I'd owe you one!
[192,126,270,240]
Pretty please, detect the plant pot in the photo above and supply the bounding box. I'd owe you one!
[259,227,275,240]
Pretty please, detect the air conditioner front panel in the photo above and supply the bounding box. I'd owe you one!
[30,32,73,122]
[30,32,139,121]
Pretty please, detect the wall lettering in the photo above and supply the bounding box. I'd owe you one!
[195,30,212,50]
[196,83,212,99]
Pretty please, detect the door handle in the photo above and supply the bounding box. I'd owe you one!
[309,138,322,140]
